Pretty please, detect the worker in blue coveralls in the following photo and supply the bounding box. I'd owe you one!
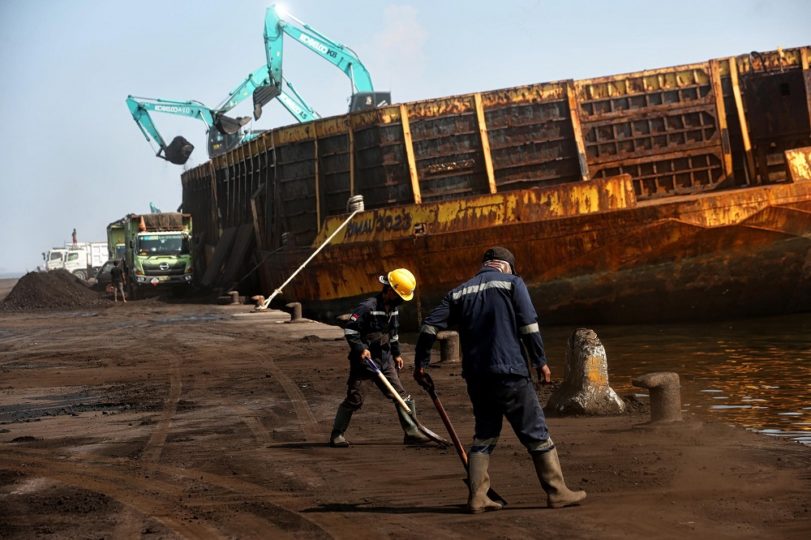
[328,268,432,447]
[413,247,586,513]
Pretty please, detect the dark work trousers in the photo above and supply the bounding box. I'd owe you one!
[341,358,408,410]
[466,374,549,452]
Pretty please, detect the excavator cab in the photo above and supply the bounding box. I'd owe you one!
[207,113,251,158]
[161,136,195,165]
[207,129,243,158]
[349,92,392,112]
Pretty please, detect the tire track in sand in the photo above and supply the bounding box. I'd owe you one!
[113,349,182,538]
[263,356,320,441]
[0,446,333,538]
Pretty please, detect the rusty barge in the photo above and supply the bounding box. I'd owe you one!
[182,46,811,326]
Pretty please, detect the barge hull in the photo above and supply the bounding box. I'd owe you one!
[180,47,811,327]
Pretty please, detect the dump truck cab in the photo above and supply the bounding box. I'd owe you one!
[43,248,68,271]
[124,213,193,298]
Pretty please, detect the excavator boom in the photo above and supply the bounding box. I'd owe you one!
[255,4,390,118]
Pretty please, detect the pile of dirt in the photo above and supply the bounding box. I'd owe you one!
[0,270,107,311]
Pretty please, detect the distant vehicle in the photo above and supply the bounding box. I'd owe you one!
[106,219,127,261]
[43,248,68,271]
[63,242,108,281]
[41,242,106,280]
[94,260,117,289]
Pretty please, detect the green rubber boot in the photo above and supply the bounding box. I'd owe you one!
[396,398,431,444]
[467,452,503,514]
[329,404,354,448]
[531,442,586,508]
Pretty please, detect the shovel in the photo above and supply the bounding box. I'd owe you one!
[362,358,450,447]
[420,372,508,505]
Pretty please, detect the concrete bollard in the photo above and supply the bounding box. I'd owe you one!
[286,302,303,322]
[436,331,460,364]
[547,328,625,415]
[632,372,682,423]
[228,291,240,305]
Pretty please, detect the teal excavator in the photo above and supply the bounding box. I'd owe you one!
[127,4,387,165]
[126,74,318,165]
[251,4,390,119]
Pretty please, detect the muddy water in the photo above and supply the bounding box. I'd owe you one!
[539,313,811,445]
[408,312,811,446]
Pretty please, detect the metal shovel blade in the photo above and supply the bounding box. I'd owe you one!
[416,423,451,447]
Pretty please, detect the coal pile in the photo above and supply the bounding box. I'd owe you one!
[0,270,107,311]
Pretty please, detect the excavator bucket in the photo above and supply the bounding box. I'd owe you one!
[252,84,282,120]
[161,136,195,165]
[214,114,251,135]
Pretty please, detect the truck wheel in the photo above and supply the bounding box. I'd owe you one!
[73,270,87,281]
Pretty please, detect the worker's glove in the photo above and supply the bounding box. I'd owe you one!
[413,367,434,393]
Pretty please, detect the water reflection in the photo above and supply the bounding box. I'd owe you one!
[539,312,811,446]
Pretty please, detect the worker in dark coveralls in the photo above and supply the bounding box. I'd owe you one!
[329,268,432,447]
[110,260,126,303]
[413,247,586,512]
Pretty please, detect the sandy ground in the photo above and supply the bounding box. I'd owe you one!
[0,278,18,302]
[0,299,809,539]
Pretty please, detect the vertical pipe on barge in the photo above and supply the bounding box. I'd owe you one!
[710,59,734,179]
[802,48,811,132]
[566,81,590,182]
[208,161,219,237]
[399,104,422,204]
[348,114,356,196]
[473,93,498,194]
[238,144,247,226]
[729,57,757,184]
[314,126,321,232]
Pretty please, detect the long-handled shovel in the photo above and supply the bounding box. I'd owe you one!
[362,358,450,446]
[420,372,508,505]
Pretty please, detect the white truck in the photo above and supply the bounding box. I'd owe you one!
[42,242,108,280]
[43,247,69,271]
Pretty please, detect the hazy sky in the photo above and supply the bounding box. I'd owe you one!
[0,0,808,275]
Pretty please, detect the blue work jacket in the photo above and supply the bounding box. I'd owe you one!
[344,293,402,363]
[415,267,547,378]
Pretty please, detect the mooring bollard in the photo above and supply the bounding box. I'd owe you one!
[286,302,303,322]
[228,291,240,305]
[436,331,460,364]
[632,371,682,423]
[547,328,625,415]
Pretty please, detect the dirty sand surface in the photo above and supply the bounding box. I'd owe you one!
[0,300,809,539]
[0,278,18,302]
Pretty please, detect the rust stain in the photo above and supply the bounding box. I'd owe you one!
[786,147,811,182]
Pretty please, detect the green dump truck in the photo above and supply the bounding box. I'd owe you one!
[106,218,127,262]
[120,213,193,298]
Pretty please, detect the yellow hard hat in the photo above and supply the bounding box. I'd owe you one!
[382,268,416,301]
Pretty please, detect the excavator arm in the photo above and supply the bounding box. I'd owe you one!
[219,65,319,122]
[126,96,250,164]
[258,4,390,116]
